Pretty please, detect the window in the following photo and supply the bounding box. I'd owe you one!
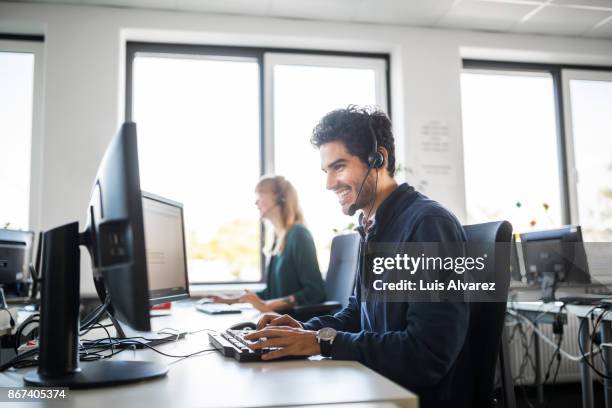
[460,69,564,233]
[563,70,612,242]
[267,54,387,273]
[0,38,43,231]
[128,44,389,284]
[131,53,261,284]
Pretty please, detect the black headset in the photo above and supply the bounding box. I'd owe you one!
[367,118,384,169]
[273,178,286,207]
[347,116,384,216]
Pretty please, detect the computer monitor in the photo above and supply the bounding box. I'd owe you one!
[142,192,189,304]
[520,226,590,301]
[0,229,35,297]
[24,122,167,388]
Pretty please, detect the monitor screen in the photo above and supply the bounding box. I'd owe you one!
[142,192,189,304]
[520,226,590,285]
[0,229,34,292]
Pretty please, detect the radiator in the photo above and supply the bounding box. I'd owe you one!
[505,314,605,385]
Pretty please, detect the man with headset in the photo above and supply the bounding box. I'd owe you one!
[245,106,470,407]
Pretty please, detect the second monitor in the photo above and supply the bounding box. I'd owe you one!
[142,192,190,305]
[520,225,590,301]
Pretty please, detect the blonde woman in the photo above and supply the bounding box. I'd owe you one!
[208,175,325,312]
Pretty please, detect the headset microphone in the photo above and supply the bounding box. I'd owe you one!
[347,117,384,217]
[260,204,277,219]
[348,166,373,216]
[261,178,286,218]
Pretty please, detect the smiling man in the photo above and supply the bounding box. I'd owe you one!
[245,106,471,408]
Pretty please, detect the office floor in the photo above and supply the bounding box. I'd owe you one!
[513,382,604,408]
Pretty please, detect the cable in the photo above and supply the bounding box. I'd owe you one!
[577,306,612,380]
[543,322,563,408]
[506,309,599,362]
[79,298,110,332]
[14,315,39,353]
[0,347,39,372]
[79,322,114,337]
[364,169,379,225]
[84,336,216,359]
[506,305,567,408]
[2,301,218,371]
[188,328,219,335]
[2,308,15,328]
[586,308,612,381]
[510,318,536,408]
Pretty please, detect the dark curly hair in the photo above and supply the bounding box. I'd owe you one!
[310,105,396,177]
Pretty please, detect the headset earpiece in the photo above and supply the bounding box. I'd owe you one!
[367,118,384,169]
[274,177,286,207]
[368,151,384,169]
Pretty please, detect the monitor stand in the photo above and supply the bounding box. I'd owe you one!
[541,271,557,302]
[23,222,168,388]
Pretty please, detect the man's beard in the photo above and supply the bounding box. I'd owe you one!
[353,173,377,215]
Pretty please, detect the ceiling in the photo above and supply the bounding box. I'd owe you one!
[6,0,612,39]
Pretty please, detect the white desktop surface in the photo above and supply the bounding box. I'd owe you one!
[0,300,418,408]
[507,300,607,319]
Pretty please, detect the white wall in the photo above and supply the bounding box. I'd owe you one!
[1,2,611,294]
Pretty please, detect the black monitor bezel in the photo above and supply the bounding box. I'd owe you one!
[141,191,190,305]
[519,225,590,285]
[0,229,35,285]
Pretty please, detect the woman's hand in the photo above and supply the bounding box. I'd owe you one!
[239,290,271,312]
[206,294,237,304]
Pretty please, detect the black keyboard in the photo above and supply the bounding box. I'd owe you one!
[209,329,307,362]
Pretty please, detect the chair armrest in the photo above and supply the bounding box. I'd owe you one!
[278,301,342,316]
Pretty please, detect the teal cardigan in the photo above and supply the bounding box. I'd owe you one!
[257,224,326,305]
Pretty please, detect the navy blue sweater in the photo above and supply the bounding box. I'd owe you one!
[303,183,469,404]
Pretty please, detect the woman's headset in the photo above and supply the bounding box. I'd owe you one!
[273,177,287,207]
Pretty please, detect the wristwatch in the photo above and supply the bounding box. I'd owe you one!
[316,327,337,357]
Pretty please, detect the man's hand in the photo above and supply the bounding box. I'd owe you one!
[244,327,320,360]
[256,313,303,330]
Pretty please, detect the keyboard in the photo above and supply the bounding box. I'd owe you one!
[196,303,242,315]
[209,329,307,362]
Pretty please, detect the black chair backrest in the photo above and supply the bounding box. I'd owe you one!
[325,233,360,307]
[457,221,513,407]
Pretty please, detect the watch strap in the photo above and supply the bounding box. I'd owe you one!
[319,338,333,357]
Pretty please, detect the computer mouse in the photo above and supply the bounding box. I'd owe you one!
[228,321,257,331]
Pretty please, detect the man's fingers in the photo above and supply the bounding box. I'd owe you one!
[271,315,301,328]
[248,336,295,350]
[260,347,293,360]
[244,327,299,340]
[256,313,281,330]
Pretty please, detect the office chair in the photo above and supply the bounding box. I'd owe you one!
[450,221,516,408]
[281,233,360,322]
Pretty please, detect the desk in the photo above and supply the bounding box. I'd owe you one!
[508,301,605,408]
[0,300,418,408]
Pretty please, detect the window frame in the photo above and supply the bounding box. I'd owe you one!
[0,35,45,232]
[561,69,612,228]
[462,60,612,229]
[126,42,391,285]
[263,52,388,173]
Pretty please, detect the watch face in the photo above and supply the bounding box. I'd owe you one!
[319,327,337,341]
